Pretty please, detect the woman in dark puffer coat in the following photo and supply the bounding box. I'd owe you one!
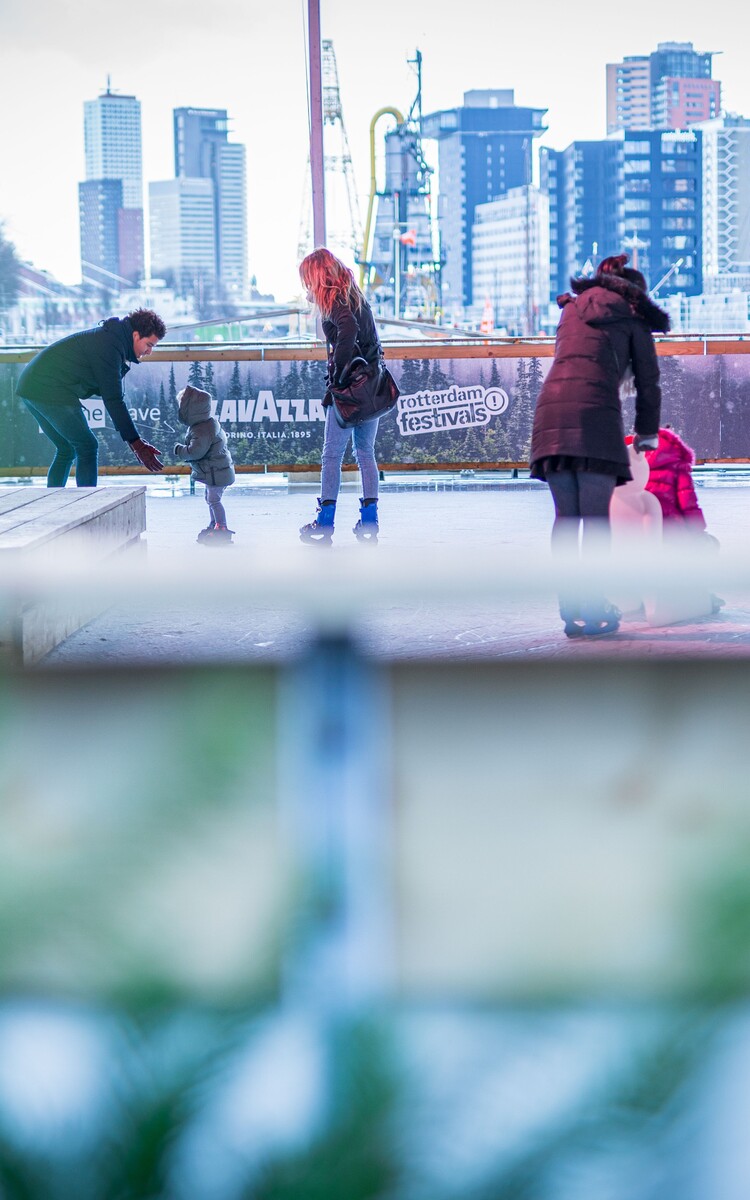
[530,253,670,637]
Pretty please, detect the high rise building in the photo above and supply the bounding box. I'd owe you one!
[471,186,550,334]
[422,90,547,313]
[543,128,702,305]
[606,56,652,132]
[607,42,719,134]
[80,83,145,287]
[117,208,145,289]
[541,141,621,300]
[652,77,720,131]
[172,107,248,296]
[700,115,750,280]
[620,129,703,296]
[215,141,248,293]
[78,179,123,291]
[149,178,216,294]
[174,107,230,178]
[540,148,561,304]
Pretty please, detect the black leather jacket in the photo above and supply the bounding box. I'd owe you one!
[322,297,383,396]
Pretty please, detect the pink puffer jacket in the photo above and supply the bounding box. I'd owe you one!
[644,428,706,528]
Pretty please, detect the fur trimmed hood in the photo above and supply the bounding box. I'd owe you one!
[558,272,671,334]
[645,426,695,467]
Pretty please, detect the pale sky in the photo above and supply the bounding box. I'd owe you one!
[1,0,747,301]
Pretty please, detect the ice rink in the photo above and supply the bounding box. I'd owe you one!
[36,472,750,665]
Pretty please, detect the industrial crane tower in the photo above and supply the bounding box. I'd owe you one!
[298,39,364,267]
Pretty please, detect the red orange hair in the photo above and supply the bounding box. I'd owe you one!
[299,247,363,317]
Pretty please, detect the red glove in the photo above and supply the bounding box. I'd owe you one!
[130,437,163,472]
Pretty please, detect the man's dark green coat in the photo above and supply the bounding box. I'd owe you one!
[17,317,141,442]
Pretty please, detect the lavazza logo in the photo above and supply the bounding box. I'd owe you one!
[396,383,509,436]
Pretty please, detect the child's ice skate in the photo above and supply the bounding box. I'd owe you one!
[202,525,235,546]
[196,524,216,543]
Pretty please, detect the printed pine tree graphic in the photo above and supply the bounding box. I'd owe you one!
[518,357,544,457]
[187,360,205,389]
[659,356,689,438]
[461,425,485,463]
[427,359,455,460]
[397,358,423,396]
[526,357,544,406]
[228,362,242,405]
[690,358,721,458]
[482,357,511,460]
[718,358,750,458]
[505,359,529,460]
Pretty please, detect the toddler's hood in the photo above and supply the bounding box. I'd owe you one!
[178,384,212,425]
[650,427,695,466]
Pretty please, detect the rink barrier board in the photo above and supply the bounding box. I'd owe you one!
[6,337,750,365]
[4,337,750,472]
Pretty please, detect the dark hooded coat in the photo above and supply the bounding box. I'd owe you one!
[16,316,141,443]
[174,385,235,487]
[530,273,670,483]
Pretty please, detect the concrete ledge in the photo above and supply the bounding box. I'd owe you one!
[0,486,146,664]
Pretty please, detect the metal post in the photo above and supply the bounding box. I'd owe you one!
[393,227,401,319]
[308,0,327,249]
[279,635,392,1012]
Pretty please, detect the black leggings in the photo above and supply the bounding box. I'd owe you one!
[546,470,616,555]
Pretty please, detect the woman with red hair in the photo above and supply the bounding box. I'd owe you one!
[299,247,384,544]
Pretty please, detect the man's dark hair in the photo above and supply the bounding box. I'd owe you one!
[128,308,167,339]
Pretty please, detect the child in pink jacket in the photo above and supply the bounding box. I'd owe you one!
[628,427,723,611]
[641,426,707,529]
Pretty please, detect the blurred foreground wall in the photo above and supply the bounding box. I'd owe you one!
[2,646,750,1197]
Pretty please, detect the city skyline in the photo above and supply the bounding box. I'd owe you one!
[2,0,748,301]
[80,87,145,289]
[149,106,248,297]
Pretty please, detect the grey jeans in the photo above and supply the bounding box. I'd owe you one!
[204,484,228,527]
[320,406,380,502]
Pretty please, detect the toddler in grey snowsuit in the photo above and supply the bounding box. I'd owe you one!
[174,384,236,544]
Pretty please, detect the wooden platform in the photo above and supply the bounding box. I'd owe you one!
[0,486,146,664]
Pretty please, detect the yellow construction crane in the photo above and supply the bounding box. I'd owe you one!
[359,107,405,289]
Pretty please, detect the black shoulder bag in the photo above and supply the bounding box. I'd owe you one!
[328,357,400,429]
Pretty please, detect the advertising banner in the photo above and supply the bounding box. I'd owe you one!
[0,351,744,470]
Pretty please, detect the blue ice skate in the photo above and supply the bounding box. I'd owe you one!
[353,497,379,544]
[300,499,335,545]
